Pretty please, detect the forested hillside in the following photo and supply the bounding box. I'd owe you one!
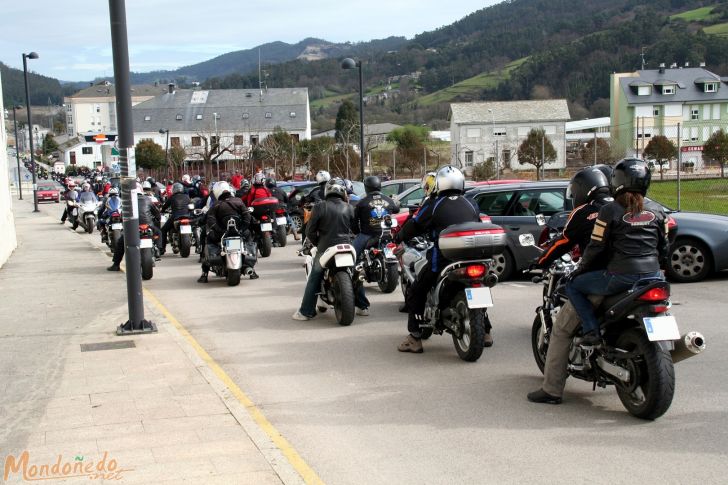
[0,62,65,107]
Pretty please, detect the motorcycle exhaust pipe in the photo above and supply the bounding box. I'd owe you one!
[244,268,254,277]
[671,331,706,364]
[484,273,498,288]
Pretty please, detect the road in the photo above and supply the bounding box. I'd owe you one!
[18,179,728,484]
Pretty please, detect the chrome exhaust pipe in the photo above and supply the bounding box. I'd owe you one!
[244,268,254,277]
[671,331,706,364]
[484,273,498,288]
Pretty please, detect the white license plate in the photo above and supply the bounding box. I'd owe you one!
[111,223,123,230]
[72,209,78,216]
[465,287,493,309]
[276,217,287,226]
[139,238,153,248]
[335,253,355,267]
[260,223,273,232]
[643,315,680,341]
[224,238,242,252]
[179,225,192,234]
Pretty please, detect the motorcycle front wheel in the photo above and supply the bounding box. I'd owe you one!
[140,248,154,280]
[86,219,94,234]
[333,271,355,326]
[614,328,675,420]
[451,291,485,362]
[531,314,548,374]
[378,263,399,294]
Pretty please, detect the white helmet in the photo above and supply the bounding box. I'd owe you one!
[181,174,191,184]
[315,170,331,184]
[212,181,232,200]
[142,181,152,190]
[82,183,91,191]
[434,165,465,194]
[109,187,119,196]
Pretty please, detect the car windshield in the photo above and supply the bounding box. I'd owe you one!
[38,184,56,190]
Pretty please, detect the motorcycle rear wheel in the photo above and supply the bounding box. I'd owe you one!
[378,263,399,293]
[86,220,94,234]
[180,234,192,258]
[333,271,355,326]
[226,269,241,286]
[451,292,485,362]
[531,314,548,374]
[614,329,675,420]
[259,234,273,257]
[110,229,122,254]
[275,225,288,247]
[140,249,154,280]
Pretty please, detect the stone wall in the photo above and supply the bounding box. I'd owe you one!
[0,70,18,268]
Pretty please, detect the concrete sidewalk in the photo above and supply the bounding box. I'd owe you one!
[0,200,303,484]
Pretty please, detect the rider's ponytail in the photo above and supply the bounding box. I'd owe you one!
[616,192,644,216]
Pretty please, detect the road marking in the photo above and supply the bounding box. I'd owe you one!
[142,287,325,485]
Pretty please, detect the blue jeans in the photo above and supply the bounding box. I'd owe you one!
[353,233,370,258]
[566,270,663,335]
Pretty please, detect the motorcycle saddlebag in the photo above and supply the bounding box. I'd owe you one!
[204,244,223,265]
[438,222,506,260]
[243,240,258,268]
[250,197,280,220]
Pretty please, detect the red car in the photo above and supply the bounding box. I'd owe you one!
[36,182,61,203]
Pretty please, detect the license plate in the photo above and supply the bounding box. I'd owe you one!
[276,217,287,226]
[464,287,493,309]
[72,209,78,216]
[224,238,242,251]
[180,225,192,234]
[111,223,123,230]
[335,252,355,267]
[260,223,273,232]
[643,315,680,341]
[383,247,395,259]
[139,238,153,248]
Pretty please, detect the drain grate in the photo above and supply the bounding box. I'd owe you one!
[80,340,136,352]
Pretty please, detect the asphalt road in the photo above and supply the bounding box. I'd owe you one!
[21,181,728,484]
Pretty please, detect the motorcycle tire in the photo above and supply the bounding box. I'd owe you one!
[275,225,288,247]
[259,234,273,258]
[111,230,122,254]
[420,328,433,340]
[86,221,94,234]
[333,271,355,326]
[180,234,192,258]
[451,291,485,362]
[531,314,548,374]
[614,328,675,420]
[226,269,241,287]
[378,263,399,294]
[140,248,154,281]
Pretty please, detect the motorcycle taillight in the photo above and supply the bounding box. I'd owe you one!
[139,224,149,230]
[638,287,670,302]
[261,215,268,221]
[466,264,486,278]
[275,209,285,215]
[178,219,190,224]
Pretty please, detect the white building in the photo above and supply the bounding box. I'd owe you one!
[449,99,571,175]
[56,133,119,171]
[0,70,18,267]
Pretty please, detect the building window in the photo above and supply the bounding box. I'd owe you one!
[493,128,506,137]
[242,113,249,119]
[191,136,201,147]
[466,128,480,138]
[234,135,244,146]
[66,104,72,112]
[171,137,180,147]
[82,147,93,155]
[705,83,717,93]
[653,108,660,117]
[290,112,296,118]
[196,114,203,120]
[176,114,183,121]
[291,134,300,142]
[690,127,698,142]
[637,86,651,96]
[265,112,272,119]
[210,136,219,153]
[662,86,675,95]
[691,108,699,120]
[465,151,474,167]
[144,115,151,121]
[517,126,530,136]
[95,104,101,113]
[250,135,259,146]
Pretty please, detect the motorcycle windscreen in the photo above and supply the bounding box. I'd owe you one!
[335,253,355,267]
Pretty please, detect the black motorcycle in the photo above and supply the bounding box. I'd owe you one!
[202,217,258,286]
[249,197,278,257]
[356,214,400,293]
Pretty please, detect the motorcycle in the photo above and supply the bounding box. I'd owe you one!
[356,214,400,293]
[202,217,258,286]
[103,210,124,253]
[272,205,289,247]
[76,200,100,234]
[396,222,504,361]
[190,208,205,255]
[139,222,161,280]
[249,197,278,257]
[302,241,358,326]
[166,203,195,258]
[520,233,706,420]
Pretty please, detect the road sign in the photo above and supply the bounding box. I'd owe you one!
[111,147,120,156]
[111,163,120,173]
[24,173,31,181]
[94,133,108,144]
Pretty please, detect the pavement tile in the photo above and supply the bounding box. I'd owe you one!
[141,413,239,433]
[106,457,217,484]
[151,439,260,462]
[44,422,145,444]
[170,383,214,396]
[136,403,187,421]
[96,429,201,452]
[90,404,143,426]
[209,452,274,474]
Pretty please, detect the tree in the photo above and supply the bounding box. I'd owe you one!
[135,139,166,170]
[387,125,430,176]
[473,158,496,181]
[169,145,187,180]
[643,135,677,180]
[579,138,614,166]
[258,127,295,179]
[41,133,58,155]
[186,127,234,179]
[517,128,556,180]
[703,129,728,178]
[335,99,359,144]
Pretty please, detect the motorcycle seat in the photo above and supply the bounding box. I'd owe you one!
[597,280,670,322]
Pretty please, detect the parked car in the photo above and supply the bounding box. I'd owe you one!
[381,179,420,198]
[36,181,62,203]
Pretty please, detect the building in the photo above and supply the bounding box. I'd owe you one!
[565,117,611,166]
[449,99,570,175]
[313,122,402,148]
[63,82,167,136]
[132,86,311,165]
[611,65,728,170]
[0,70,18,267]
[56,134,119,170]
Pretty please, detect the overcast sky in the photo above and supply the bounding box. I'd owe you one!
[1,0,499,82]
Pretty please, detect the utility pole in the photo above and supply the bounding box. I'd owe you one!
[677,123,682,211]
[541,132,545,180]
[109,0,156,335]
[593,131,597,166]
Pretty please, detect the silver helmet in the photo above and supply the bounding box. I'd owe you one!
[324,178,347,199]
[434,165,465,193]
[315,170,331,184]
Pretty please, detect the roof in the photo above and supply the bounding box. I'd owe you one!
[131,88,309,133]
[68,83,167,99]
[313,123,402,139]
[565,117,610,132]
[57,136,84,151]
[618,67,726,105]
[449,99,571,124]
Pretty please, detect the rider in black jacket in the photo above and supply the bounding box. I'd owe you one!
[160,183,191,254]
[394,166,483,353]
[352,176,400,256]
[292,179,358,320]
[266,177,300,240]
[107,191,162,271]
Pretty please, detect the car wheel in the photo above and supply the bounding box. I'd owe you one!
[667,238,712,283]
[489,250,514,281]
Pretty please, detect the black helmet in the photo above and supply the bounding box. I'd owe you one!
[567,167,610,206]
[363,176,381,194]
[325,178,347,200]
[265,177,276,188]
[611,158,651,196]
[593,164,613,185]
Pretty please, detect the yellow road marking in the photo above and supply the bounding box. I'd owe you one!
[142,287,324,485]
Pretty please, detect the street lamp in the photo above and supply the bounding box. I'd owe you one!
[12,105,24,200]
[159,128,169,180]
[23,51,39,212]
[213,112,220,180]
[341,58,365,180]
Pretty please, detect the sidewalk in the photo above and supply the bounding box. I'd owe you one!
[0,200,303,484]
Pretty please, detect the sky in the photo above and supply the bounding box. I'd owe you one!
[1,0,500,82]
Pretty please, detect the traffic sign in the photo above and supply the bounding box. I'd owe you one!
[24,173,31,180]
[94,133,108,143]
[111,147,120,156]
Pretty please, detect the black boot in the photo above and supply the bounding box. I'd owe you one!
[527,389,562,404]
[581,330,601,347]
[107,263,121,272]
[197,273,208,283]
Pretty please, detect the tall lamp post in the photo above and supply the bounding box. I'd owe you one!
[12,105,24,200]
[341,58,365,180]
[159,128,169,180]
[22,51,39,212]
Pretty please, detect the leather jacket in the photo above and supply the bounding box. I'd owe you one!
[301,183,325,206]
[207,195,251,240]
[354,191,400,236]
[162,192,191,219]
[579,200,669,274]
[269,186,288,205]
[137,194,160,226]
[306,196,355,253]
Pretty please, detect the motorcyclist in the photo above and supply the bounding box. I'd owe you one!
[160,182,192,255]
[60,181,79,223]
[92,175,104,196]
[235,179,250,199]
[243,172,273,206]
[344,179,360,205]
[393,166,484,353]
[267,177,300,240]
[142,180,160,205]
[146,177,162,200]
[292,178,358,321]
[78,183,98,204]
[353,175,400,257]
[107,189,162,271]
[301,170,330,206]
[197,181,255,283]
[98,187,122,243]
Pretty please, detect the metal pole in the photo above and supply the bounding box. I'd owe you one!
[495,139,499,179]
[13,107,23,200]
[593,131,597,166]
[393,149,396,179]
[164,130,169,179]
[109,0,155,335]
[22,54,39,212]
[677,123,682,211]
[358,62,365,181]
[423,146,427,176]
[541,132,545,180]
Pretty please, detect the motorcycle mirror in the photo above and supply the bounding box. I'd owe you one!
[248,207,254,212]
[519,234,536,247]
[535,214,546,226]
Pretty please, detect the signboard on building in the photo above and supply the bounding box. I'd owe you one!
[681,146,703,152]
